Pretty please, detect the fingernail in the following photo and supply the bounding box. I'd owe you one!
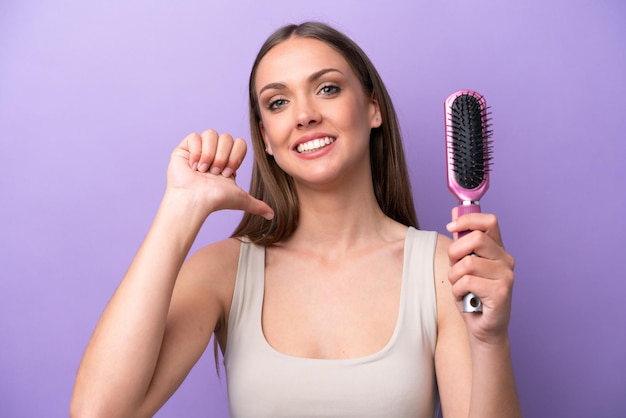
[263,212,274,220]
[446,221,456,231]
[198,163,209,172]
[221,168,233,178]
[192,162,198,171]
[210,166,221,175]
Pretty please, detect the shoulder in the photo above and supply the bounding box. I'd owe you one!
[179,237,243,299]
[434,231,452,255]
[174,238,243,326]
[184,237,243,275]
[433,232,451,276]
[431,232,470,353]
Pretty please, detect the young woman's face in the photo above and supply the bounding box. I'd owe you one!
[255,36,381,188]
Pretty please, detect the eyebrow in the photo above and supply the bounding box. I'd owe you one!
[258,67,344,96]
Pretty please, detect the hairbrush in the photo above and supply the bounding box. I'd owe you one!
[444,89,492,313]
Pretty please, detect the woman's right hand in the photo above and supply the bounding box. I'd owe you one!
[167,129,274,220]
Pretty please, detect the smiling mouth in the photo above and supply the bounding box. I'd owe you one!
[296,137,335,154]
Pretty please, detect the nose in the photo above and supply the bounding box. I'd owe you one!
[295,97,321,128]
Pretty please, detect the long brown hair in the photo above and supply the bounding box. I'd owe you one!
[231,21,418,245]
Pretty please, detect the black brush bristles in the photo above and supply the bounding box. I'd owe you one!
[449,93,493,190]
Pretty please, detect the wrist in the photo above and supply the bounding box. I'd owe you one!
[161,187,217,223]
[149,189,216,247]
[468,333,512,365]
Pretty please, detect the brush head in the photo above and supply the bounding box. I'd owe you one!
[445,90,492,202]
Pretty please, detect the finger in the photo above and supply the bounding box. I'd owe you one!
[182,132,203,170]
[447,230,505,264]
[450,273,513,310]
[209,133,235,175]
[448,252,513,285]
[449,236,515,274]
[245,197,275,220]
[449,207,459,240]
[447,212,503,246]
[451,206,459,222]
[450,273,484,302]
[221,138,247,178]
[232,188,274,220]
[198,129,219,173]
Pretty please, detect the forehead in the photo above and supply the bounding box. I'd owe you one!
[255,37,353,90]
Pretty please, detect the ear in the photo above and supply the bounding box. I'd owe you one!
[259,121,273,155]
[369,94,382,128]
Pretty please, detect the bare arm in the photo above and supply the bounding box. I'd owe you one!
[70,130,273,418]
[434,211,522,418]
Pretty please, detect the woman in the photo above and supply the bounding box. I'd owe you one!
[71,22,521,417]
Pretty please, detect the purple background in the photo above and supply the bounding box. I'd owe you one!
[1,1,624,417]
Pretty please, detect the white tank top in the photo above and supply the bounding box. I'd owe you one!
[224,227,440,417]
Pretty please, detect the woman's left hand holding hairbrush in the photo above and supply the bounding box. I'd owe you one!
[445,209,516,346]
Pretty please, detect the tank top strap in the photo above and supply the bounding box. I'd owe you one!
[402,227,439,355]
[225,238,266,357]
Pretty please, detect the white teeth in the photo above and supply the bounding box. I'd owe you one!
[296,137,335,153]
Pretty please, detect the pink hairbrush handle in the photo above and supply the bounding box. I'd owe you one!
[457,202,483,313]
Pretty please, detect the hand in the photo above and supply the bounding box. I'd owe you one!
[167,129,274,220]
[446,209,515,345]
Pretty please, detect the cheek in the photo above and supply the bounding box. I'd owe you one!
[260,111,290,137]
[260,116,292,155]
[342,102,374,133]
[341,94,372,123]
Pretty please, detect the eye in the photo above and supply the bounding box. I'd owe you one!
[318,84,341,96]
[267,98,288,111]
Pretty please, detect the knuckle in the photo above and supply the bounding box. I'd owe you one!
[504,268,515,284]
[186,132,201,140]
[508,254,516,270]
[186,133,202,155]
[485,213,498,227]
[463,253,480,273]
[218,132,234,143]
[202,128,218,137]
[234,138,248,152]
[447,267,459,284]
[495,282,511,301]
[447,241,462,263]
[458,274,476,295]
[473,230,487,248]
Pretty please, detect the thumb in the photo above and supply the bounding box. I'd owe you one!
[450,206,459,222]
[239,193,274,220]
[447,206,459,240]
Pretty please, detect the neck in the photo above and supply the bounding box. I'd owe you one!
[285,179,402,255]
